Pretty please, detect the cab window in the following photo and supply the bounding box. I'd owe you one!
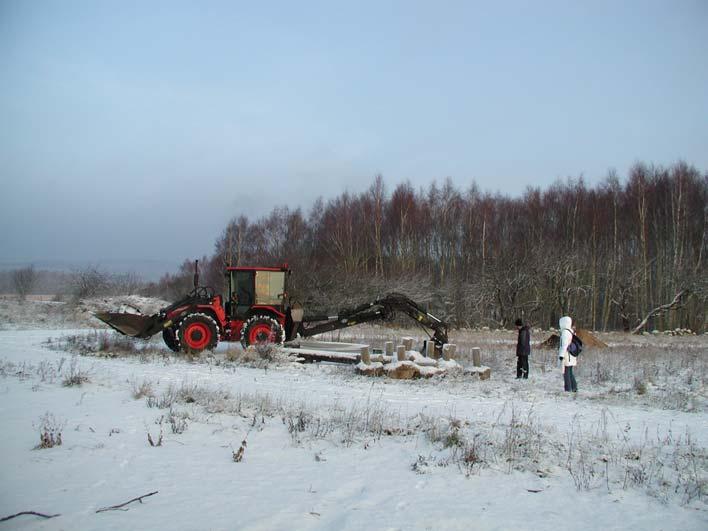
[254,271,285,305]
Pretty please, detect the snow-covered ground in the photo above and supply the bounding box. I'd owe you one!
[0,299,705,530]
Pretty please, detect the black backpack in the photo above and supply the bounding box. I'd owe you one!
[567,332,583,357]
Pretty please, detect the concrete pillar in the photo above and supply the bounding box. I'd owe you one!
[425,340,436,359]
[443,344,456,361]
[402,338,413,351]
[396,345,406,361]
[384,341,394,356]
[360,346,370,365]
[472,347,481,367]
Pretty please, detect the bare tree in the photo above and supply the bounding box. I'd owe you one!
[110,272,143,295]
[70,266,110,301]
[12,265,37,301]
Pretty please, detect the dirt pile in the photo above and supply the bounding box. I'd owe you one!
[538,328,608,350]
[0,295,169,330]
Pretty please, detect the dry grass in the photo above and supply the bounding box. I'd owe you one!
[131,378,154,399]
[47,331,164,359]
[61,357,89,387]
[34,412,65,449]
[224,344,296,368]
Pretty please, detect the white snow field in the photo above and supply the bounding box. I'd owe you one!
[0,301,705,530]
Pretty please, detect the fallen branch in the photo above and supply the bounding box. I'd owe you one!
[631,289,689,334]
[96,491,158,513]
[0,511,60,522]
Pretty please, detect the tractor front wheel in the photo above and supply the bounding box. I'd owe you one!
[178,313,219,354]
[162,327,180,352]
[240,315,284,348]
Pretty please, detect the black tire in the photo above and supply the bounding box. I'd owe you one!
[240,315,284,348]
[178,313,219,354]
[162,327,180,352]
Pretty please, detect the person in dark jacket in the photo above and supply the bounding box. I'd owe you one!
[515,318,530,379]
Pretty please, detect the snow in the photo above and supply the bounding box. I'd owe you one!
[0,314,706,529]
[0,296,169,331]
[355,361,383,371]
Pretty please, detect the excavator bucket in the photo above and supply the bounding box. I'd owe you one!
[94,312,163,339]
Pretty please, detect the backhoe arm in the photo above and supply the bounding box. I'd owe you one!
[300,292,449,355]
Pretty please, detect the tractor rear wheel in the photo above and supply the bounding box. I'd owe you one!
[240,315,284,348]
[178,313,219,354]
[162,327,180,352]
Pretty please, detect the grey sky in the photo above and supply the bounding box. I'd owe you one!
[1,0,706,275]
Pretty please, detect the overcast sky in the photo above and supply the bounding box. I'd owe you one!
[1,0,706,276]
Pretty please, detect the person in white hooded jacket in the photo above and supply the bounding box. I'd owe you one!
[558,316,577,392]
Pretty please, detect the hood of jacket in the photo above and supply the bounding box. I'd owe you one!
[559,316,572,330]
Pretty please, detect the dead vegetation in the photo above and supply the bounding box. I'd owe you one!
[61,357,89,387]
[47,330,164,358]
[0,356,94,390]
[225,344,296,368]
[130,378,154,399]
[34,412,65,449]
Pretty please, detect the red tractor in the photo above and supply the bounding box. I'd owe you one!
[96,262,449,355]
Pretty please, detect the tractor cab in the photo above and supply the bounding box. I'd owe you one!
[226,265,289,320]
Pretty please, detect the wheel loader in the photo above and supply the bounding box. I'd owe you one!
[95,261,449,355]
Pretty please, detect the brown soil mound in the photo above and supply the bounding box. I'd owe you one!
[538,334,560,349]
[538,328,608,350]
[576,329,608,348]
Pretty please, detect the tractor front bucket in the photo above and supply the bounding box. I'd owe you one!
[94,312,164,339]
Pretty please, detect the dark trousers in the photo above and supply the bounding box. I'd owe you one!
[564,366,577,392]
[516,356,529,379]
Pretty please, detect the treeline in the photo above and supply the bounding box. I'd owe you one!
[175,161,705,333]
[14,161,699,332]
[0,266,145,302]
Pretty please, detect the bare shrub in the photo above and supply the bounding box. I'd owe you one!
[286,408,309,440]
[177,381,200,404]
[12,265,37,301]
[110,272,143,295]
[131,378,154,399]
[492,402,545,473]
[70,266,111,301]
[34,412,65,449]
[566,422,596,491]
[146,384,178,409]
[37,360,58,383]
[452,433,486,476]
[147,417,164,447]
[673,442,707,505]
[420,415,468,449]
[419,413,445,444]
[62,357,89,387]
[167,409,189,434]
